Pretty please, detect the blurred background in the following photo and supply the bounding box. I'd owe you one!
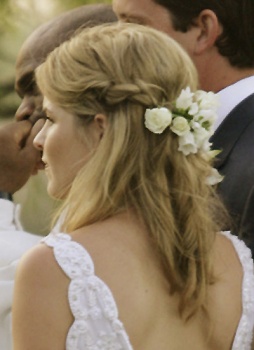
[0,0,110,235]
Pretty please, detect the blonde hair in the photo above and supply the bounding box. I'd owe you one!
[36,23,227,319]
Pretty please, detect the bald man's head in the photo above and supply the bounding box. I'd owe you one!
[15,4,116,122]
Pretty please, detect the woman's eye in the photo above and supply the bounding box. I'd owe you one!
[46,116,54,124]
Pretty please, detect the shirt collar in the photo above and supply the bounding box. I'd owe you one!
[215,76,254,130]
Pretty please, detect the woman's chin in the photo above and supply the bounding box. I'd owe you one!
[47,184,60,199]
[47,184,68,200]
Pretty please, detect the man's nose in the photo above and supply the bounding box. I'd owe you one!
[15,97,35,121]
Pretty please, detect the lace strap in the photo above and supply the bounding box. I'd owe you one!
[42,233,94,279]
[220,231,254,350]
[42,233,133,350]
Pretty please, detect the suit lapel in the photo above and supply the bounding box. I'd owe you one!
[210,93,254,168]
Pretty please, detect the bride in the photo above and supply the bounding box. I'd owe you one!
[12,23,254,350]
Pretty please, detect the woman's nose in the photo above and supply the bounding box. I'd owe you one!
[33,119,46,151]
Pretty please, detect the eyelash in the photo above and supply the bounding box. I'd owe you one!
[46,116,54,123]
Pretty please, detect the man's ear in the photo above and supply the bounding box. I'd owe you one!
[193,9,222,55]
[94,113,108,139]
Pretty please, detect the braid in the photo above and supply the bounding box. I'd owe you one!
[98,80,168,107]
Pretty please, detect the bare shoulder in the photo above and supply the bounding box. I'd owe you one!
[204,232,244,348]
[16,242,57,277]
[13,243,73,350]
[14,242,70,293]
[213,232,244,275]
[212,233,244,303]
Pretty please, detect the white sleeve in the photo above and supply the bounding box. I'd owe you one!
[0,199,41,350]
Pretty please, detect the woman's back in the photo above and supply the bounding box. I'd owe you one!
[12,23,254,350]
[27,211,253,350]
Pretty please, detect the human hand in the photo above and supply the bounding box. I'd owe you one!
[0,119,45,193]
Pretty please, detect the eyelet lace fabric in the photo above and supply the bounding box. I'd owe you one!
[221,231,254,350]
[42,233,133,350]
[42,232,254,350]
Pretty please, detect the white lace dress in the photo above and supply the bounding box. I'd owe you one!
[42,231,254,350]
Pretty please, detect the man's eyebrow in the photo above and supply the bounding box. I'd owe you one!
[15,72,39,96]
[118,13,148,24]
[16,72,34,89]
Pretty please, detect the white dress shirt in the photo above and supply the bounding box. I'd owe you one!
[0,199,41,350]
[215,75,254,130]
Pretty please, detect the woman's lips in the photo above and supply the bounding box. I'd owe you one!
[31,159,46,175]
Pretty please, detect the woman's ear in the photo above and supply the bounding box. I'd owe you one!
[94,113,108,139]
[193,9,222,55]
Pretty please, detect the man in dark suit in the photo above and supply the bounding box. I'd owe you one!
[211,93,254,238]
[112,0,254,256]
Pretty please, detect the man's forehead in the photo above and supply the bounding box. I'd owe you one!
[15,20,63,94]
[15,40,42,94]
[16,25,54,73]
[113,0,168,26]
[113,0,153,16]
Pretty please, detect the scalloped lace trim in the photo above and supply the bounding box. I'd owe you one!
[42,232,254,350]
[221,231,254,350]
[42,233,133,350]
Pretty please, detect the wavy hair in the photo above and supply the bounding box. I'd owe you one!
[36,23,227,319]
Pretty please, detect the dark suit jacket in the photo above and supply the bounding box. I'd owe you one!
[210,93,254,257]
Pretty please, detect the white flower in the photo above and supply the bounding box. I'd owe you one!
[188,102,199,116]
[175,86,194,110]
[193,127,210,147]
[170,116,190,136]
[192,124,212,152]
[201,140,212,153]
[206,168,224,185]
[194,90,207,102]
[178,132,198,155]
[190,120,201,130]
[195,90,219,110]
[145,107,172,134]
[195,109,217,128]
[144,87,220,162]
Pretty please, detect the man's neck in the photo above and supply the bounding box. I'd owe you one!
[197,53,254,92]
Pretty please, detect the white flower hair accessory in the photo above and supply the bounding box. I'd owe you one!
[145,87,223,185]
